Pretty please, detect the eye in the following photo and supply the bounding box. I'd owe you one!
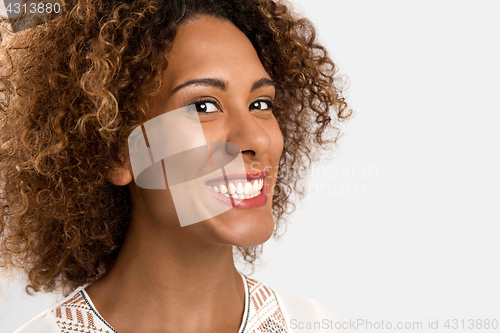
[192,100,220,113]
[249,99,276,111]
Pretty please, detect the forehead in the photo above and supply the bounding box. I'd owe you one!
[163,15,269,87]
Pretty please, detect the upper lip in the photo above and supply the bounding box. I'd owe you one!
[206,171,268,184]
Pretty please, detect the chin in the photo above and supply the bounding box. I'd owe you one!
[206,208,276,248]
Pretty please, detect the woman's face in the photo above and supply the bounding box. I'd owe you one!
[120,15,283,248]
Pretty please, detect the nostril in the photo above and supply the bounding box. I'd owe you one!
[241,150,256,156]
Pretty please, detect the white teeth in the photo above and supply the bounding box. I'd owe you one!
[252,181,259,193]
[244,182,252,195]
[236,183,244,195]
[209,178,265,199]
[228,183,236,194]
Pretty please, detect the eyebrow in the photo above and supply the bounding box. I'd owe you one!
[170,78,227,96]
[170,77,275,96]
[251,78,275,92]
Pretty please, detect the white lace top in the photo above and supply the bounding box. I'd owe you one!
[14,275,355,333]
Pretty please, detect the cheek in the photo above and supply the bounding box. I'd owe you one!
[268,118,284,163]
[265,118,284,200]
[131,184,180,227]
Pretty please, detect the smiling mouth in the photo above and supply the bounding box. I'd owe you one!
[205,171,268,208]
[207,178,263,199]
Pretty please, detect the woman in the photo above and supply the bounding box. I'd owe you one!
[0,0,352,332]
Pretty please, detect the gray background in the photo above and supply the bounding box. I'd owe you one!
[2,0,500,332]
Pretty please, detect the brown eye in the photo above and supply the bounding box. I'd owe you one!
[193,100,220,113]
[249,100,275,111]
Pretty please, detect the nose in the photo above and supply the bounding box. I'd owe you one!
[224,107,271,161]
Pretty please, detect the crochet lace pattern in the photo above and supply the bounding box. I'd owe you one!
[52,275,288,333]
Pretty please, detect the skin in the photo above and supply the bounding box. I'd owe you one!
[86,15,284,333]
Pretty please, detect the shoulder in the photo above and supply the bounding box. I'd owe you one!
[12,286,86,333]
[247,277,357,333]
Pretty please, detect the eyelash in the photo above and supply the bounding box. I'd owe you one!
[191,98,221,114]
[190,98,277,114]
[250,99,277,111]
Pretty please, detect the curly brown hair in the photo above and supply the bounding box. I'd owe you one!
[0,0,351,294]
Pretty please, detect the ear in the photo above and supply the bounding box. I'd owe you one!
[108,165,133,186]
[107,152,133,186]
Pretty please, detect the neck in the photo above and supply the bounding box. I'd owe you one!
[85,213,246,333]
